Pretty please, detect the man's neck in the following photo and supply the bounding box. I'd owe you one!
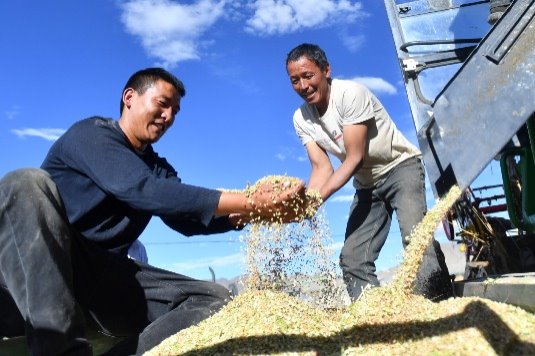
[118,118,147,152]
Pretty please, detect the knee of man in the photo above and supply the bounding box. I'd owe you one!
[213,283,232,302]
[340,240,363,262]
[339,245,367,274]
[0,169,62,210]
[339,244,352,268]
[2,168,52,191]
[199,283,232,314]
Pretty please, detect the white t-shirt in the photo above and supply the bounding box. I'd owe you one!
[293,79,420,188]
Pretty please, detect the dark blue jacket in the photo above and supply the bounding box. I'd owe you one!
[41,117,235,255]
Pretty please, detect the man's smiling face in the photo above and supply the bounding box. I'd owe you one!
[123,79,181,150]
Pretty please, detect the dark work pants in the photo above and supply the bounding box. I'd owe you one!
[340,157,453,301]
[0,169,230,355]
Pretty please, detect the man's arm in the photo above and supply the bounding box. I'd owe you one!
[305,141,334,191]
[161,215,241,236]
[216,181,305,218]
[315,123,368,201]
[162,178,306,234]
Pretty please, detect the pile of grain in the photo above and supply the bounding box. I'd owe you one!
[147,288,535,355]
[146,184,535,355]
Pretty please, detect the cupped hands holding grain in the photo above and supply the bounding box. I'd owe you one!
[245,175,308,222]
[244,176,324,223]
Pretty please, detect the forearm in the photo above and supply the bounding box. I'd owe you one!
[215,191,251,216]
[319,156,362,201]
[162,215,240,236]
[317,122,367,201]
[308,166,333,192]
[215,177,306,221]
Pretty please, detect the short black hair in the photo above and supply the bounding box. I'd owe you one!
[120,68,186,114]
[286,43,330,71]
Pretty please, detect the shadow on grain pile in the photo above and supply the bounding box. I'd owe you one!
[146,184,535,355]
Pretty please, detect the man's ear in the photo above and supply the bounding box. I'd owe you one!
[325,64,331,79]
[122,88,135,110]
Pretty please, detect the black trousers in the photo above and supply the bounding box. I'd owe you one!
[0,169,230,355]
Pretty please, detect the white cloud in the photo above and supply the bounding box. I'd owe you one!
[5,105,21,120]
[119,0,368,65]
[208,62,260,95]
[340,33,365,52]
[245,0,364,36]
[12,128,66,141]
[348,76,398,95]
[330,194,354,203]
[120,0,227,67]
[330,241,344,251]
[275,146,309,162]
[169,252,244,272]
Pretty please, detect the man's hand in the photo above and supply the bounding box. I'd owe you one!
[228,213,249,228]
[216,176,322,224]
[246,176,308,223]
[274,188,323,223]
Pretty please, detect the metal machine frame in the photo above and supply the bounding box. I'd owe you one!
[383,0,535,310]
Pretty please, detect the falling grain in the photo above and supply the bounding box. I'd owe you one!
[390,184,462,296]
[242,175,348,309]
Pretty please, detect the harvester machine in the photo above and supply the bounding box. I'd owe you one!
[383,0,535,310]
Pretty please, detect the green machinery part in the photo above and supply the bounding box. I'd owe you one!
[500,116,535,233]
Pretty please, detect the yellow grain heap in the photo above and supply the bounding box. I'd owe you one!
[147,288,535,355]
[146,184,535,355]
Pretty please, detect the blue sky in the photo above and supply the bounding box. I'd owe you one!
[0,0,504,280]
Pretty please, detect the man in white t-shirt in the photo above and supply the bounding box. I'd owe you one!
[286,43,453,301]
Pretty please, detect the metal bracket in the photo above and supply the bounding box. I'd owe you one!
[486,0,535,63]
[402,58,426,75]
